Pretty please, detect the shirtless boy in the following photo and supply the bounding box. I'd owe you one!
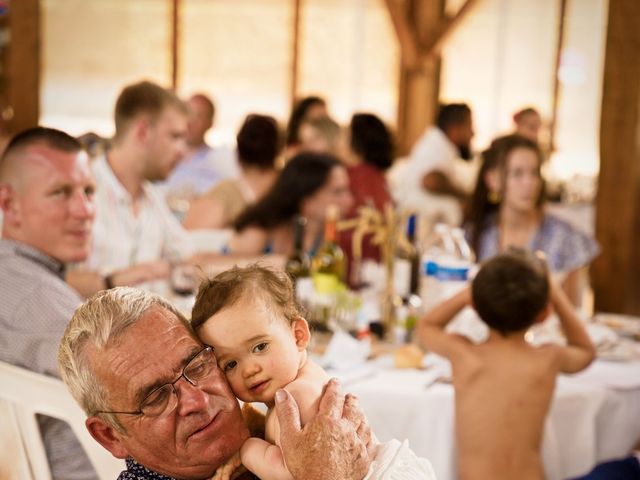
[417,249,596,480]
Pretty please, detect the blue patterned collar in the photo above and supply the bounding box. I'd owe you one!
[117,457,177,480]
[118,457,259,480]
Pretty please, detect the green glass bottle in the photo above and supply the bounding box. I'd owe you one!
[312,205,345,294]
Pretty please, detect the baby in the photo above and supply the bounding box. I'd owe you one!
[417,249,596,480]
[190,264,331,480]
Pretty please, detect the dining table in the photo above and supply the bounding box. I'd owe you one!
[326,348,640,480]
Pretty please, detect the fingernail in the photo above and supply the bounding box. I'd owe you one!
[275,389,286,403]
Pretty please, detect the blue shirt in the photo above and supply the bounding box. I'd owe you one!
[474,213,600,272]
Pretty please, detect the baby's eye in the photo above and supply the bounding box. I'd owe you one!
[252,342,268,353]
[223,360,237,372]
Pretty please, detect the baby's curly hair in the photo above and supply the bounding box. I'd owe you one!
[190,264,303,331]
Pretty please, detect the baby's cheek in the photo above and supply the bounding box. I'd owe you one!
[227,373,245,397]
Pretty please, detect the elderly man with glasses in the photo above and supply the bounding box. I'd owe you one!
[58,287,374,480]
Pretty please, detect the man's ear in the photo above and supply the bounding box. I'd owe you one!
[291,316,311,350]
[133,117,152,145]
[0,183,20,226]
[85,416,129,459]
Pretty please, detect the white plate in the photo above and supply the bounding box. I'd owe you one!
[593,313,640,339]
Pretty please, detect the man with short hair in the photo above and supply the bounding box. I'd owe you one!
[0,127,99,479]
[67,80,196,297]
[396,103,475,226]
[159,93,239,204]
[58,287,375,480]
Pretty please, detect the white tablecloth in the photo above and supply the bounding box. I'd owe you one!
[331,357,640,480]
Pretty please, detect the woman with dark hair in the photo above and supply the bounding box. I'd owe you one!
[285,96,327,155]
[227,152,353,255]
[184,114,281,229]
[465,134,598,305]
[341,113,395,263]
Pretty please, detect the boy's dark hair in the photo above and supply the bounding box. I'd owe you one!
[471,249,549,336]
[191,264,302,331]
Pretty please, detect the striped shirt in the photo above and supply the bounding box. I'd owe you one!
[0,239,98,480]
[85,155,194,274]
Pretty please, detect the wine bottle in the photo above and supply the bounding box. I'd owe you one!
[312,205,346,294]
[285,216,313,301]
[394,214,420,300]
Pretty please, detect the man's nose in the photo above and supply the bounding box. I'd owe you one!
[70,190,95,219]
[175,377,209,417]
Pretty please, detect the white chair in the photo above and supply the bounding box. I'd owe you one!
[0,361,124,480]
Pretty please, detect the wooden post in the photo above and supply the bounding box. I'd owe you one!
[395,0,444,156]
[170,0,180,90]
[548,0,568,155]
[6,0,40,134]
[593,0,640,315]
[290,0,302,109]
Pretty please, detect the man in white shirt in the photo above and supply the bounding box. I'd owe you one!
[67,81,195,297]
[396,103,475,226]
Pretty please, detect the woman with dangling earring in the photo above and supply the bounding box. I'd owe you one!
[464,134,599,307]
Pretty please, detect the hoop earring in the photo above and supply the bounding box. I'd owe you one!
[487,190,501,204]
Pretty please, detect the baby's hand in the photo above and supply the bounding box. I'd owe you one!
[211,451,242,480]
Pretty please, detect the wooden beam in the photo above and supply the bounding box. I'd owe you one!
[290,0,302,108]
[395,0,444,155]
[7,0,39,133]
[548,0,569,155]
[422,0,480,60]
[170,0,180,90]
[593,0,640,315]
[383,0,421,71]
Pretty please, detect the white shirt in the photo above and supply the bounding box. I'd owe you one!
[394,127,466,226]
[86,155,194,274]
[364,439,437,479]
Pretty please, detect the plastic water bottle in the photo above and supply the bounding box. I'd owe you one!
[420,224,472,311]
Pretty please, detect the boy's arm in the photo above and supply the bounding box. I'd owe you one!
[551,281,596,373]
[417,287,473,359]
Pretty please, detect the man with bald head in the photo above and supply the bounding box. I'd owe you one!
[159,93,239,204]
[0,127,99,479]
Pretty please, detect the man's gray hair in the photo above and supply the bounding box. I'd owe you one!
[57,287,191,431]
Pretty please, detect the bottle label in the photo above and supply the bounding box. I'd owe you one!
[393,258,412,298]
[313,273,344,295]
[423,260,469,281]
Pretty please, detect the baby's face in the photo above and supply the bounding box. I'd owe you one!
[197,296,306,406]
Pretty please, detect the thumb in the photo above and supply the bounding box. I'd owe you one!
[274,389,301,438]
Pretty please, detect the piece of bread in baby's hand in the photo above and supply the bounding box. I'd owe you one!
[394,344,425,369]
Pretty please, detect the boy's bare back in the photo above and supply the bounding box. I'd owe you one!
[418,254,595,480]
[452,335,560,480]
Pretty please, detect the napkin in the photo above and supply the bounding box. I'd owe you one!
[320,330,371,370]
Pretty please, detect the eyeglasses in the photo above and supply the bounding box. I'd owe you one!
[95,346,217,418]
